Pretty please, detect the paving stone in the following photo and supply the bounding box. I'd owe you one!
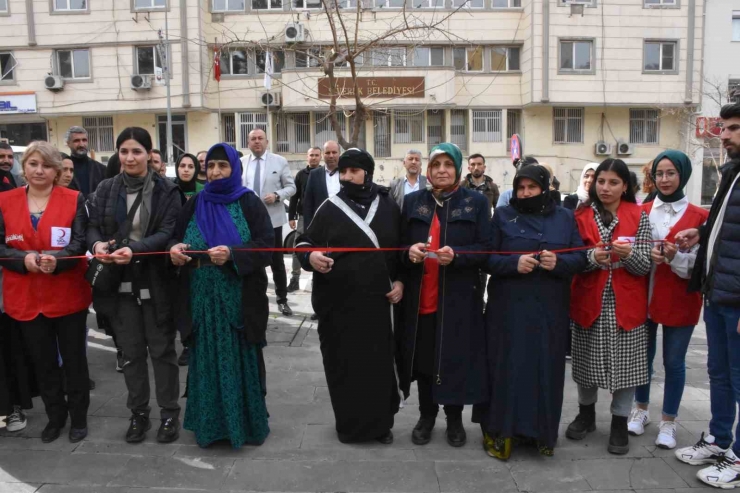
[509,459,592,492]
[0,450,130,485]
[435,460,518,493]
[108,455,236,489]
[0,483,41,493]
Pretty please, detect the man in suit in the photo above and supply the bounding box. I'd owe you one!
[389,150,427,211]
[241,128,296,316]
[302,140,341,228]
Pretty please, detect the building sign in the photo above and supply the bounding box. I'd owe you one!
[0,92,37,114]
[696,117,721,138]
[318,77,425,99]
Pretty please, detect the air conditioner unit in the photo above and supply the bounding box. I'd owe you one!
[284,23,305,43]
[131,74,152,91]
[617,140,634,156]
[261,92,281,107]
[211,13,225,23]
[44,75,64,91]
[594,141,612,156]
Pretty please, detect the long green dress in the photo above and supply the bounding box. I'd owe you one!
[182,202,270,448]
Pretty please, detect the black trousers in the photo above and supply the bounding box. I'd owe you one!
[111,296,180,419]
[417,374,463,419]
[271,226,288,304]
[21,310,89,428]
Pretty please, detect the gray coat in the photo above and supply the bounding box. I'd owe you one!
[389,175,427,211]
[240,151,296,229]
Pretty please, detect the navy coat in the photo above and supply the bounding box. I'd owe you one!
[397,187,491,405]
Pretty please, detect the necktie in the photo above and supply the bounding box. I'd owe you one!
[253,157,261,197]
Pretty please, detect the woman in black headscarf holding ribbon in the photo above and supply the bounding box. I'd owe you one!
[169,143,274,448]
[297,148,402,444]
[472,164,587,460]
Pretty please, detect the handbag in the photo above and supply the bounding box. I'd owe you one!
[85,191,143,292]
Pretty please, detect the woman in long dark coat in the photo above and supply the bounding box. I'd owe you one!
[472,165,587,459]
[398,143,491,448]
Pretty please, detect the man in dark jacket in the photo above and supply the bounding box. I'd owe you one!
[66,126,107,197]
[287,147,322,292]
[460,153,499,214]
[302,141,340,228]
[675,103,740,488]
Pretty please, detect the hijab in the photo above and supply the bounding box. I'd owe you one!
[651,150,692,203]
[194,143,252,248]
[427,143,463,201]
[509,164,555,215]
[337,148,379,207]
[121,167,155,236]
[174,153,198,195]
[576,162,600,203]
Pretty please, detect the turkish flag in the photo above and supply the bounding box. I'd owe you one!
[214,47,221,82]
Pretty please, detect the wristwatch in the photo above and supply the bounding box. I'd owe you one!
[274,192,280,201]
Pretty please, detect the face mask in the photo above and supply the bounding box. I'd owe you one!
[510,192,549,214]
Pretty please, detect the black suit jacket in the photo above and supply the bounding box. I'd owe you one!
[302,166,330,228]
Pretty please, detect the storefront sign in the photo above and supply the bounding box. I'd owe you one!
[0,92,37,114]
[318,77,425,99]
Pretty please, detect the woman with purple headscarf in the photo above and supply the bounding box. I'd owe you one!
[169,143,274,448]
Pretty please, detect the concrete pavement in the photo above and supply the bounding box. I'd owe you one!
[0,268,719,493]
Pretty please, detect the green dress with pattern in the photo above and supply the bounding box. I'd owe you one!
[182,202,270,448]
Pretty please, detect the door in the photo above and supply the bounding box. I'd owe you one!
[157,114,187,164]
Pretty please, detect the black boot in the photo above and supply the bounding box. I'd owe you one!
[412,415,436,445]
[565,403,596,440]
[157,416,180,444]
[125,412,151,443]
[445,415,467,447]
[608,415,629,455]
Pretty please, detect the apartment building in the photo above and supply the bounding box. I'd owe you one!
[0,0,704,193]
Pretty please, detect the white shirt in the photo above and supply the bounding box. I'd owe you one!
[325,166,340,198]
[403,177,420,196]
[244,154,266,191]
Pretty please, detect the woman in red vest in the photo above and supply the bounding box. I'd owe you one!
[0,141,90,444]
[566,158,652,455]
[625,150,708,449]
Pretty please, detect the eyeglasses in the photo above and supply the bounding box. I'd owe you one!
[653,171,678,180]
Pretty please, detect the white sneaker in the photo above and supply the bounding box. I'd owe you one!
[676,432,729,465]
[655,420,678,449]
[627,408,651,436]
[697,449,740,489]
[4,406,27,432]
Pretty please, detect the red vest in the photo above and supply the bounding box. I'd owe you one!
[570,202,648,331]
[643,201,708,327]
[0,186,91,321]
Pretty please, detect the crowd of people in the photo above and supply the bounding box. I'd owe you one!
[0,102,739,488]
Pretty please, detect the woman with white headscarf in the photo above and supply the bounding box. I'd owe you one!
[563,163,600,211]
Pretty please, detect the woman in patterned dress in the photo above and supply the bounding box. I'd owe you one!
[566,158,652,455]
[169,143,274,448]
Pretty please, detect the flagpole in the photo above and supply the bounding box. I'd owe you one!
[215,38,222,143]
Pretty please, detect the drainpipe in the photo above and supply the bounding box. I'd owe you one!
[180,0,191,108]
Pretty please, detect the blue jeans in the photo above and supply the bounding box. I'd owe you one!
[634,320,695,417]
[705,300,740,454]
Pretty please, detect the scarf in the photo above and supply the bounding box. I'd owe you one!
[576,163,600,203]
[508,164,555,215]
[337,148,380,208]
[194,143,251,248]
[174,153,198,195]
[121,168,155,235]
[651,150,692,203]
[428,143,463,201]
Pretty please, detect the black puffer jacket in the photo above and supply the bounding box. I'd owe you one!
[690,158,740,307]
[86,173,182,324]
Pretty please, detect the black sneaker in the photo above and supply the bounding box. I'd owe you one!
[69,427,88,443]
[157,417,180,444]
[445,416,467,447]
[177,347,190,367]
[41,422,63,443]
[278,303,293,316]
[287,278,300,293]
[412,415,436,445]
[125,413,151,443]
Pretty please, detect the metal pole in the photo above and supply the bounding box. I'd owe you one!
[164,7,174,168]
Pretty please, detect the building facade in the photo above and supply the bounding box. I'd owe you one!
[0,0,704,195]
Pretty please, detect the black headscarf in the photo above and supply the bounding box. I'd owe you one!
[174,153,198,195]
[337,148,381,207]
[509,165,555,215]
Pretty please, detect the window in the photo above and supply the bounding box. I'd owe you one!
[56,49,90,79]
[702,144,722,206]
[368,48,406,67]
[157,114,187,163]
[54,0,87,10]
[0,0,7,13]
[644,41,676,72]
[733,11,740,42]
[256,50,284,74]
[275,113,310,154]
[394,111,424,144]
[453,47,483,72]
[412,47,444,67]
[0,52,16,84]
[450,109,467,151]
[560,40,592,72]
[493,0,521,6]
[729,80,740,104]
[134,0,166,8]
[212,0,245,11]
[220,49,250,75]
[136,46,163,75]
[315,112,347,150]
[472,110,502,143]
[237,112,268,148]
[490,47,520,71]
[559,0,594,5]
[252,0,281,9]
[222,114,237,148]
[427,110,444,152]
[451,0,483,8]
[553,108,584,144]
[506,109,521,152]
[293,0,321,7]
[375,0,405,7]
[373,112,391,158]
[417,0,444,7]
[82,116,115,152]
[296,48,322,68]
[629,109,659,144]
[644,0,677,6]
